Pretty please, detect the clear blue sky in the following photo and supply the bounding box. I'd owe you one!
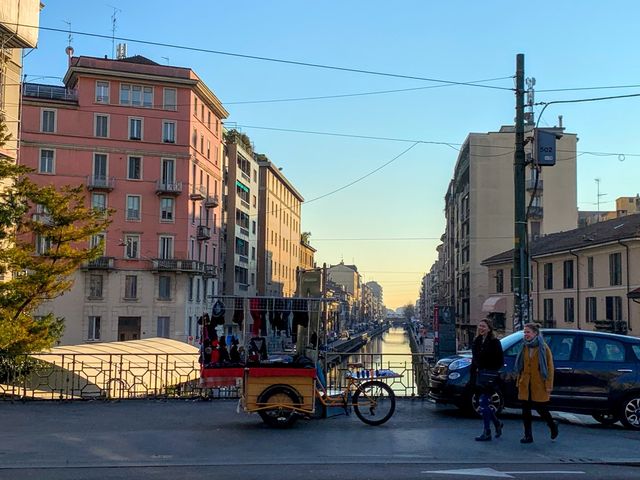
[23,1,640,309]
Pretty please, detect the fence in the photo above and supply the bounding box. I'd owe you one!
[0,351,431,401]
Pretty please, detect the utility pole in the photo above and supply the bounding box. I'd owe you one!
[513,53,529,331]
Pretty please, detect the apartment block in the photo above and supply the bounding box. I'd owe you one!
[438,126,578,346]
[222,135,259,296]
[20,54,228,345]
[482,214,640,334]
[256,158,303,297]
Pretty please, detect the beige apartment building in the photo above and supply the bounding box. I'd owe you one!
[256,158,303,297]
[617,195,640,217]
[299,238,316,271]
[482,214,640,334]
[443,126,578,345]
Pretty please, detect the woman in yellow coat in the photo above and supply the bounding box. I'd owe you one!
[515,323,558,443]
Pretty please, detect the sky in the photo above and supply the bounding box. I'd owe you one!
[21,1,640,310]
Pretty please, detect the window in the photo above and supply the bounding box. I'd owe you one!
[236,238,249,256]
[39,149,54,173]
[160,197,174,221]
[161,158,175,184]
[188,277,193,301]
[127,156,142,180]
[124,235,139,259]
[543,263,553,290]
[206,140,210,159]
[564,297,575,323]
[90,233,105,254]
[35,235,52,255]
[194,97,198,115]
[129,117,143,140]
[252,220,256,234]
[157,316,170,338]
[163,88,176,110]
[200,135,204,153]
[95,114,109,138]
[159,236,174,259]
[606,296,623,321]
[196,278,201,302]
[192,128,197,148]
[126,195,141,221]
[543,298,554,324]
[235,266,249,285]
[586,297,597,322]
[587,256,594,288]
[95,81,109,103]
[41,109,56,133]
[582,337,626,362]
[495,269,504,293]
[88,316,101,341]
[120,83,152,107]
[563,260,574,289]
[89,274,103,298]
[251,246,256,261]
[545,334,574,361]
[159,276,171,300]
[93,153,108,183]
[162,121,176,143]
[207,111,211,128]
[124,275,138,299]
[609,252,622,286]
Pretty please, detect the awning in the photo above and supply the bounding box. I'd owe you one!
[482,296,507,313]
[628,287,640,300]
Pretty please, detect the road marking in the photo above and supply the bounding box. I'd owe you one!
[422,468,585,478]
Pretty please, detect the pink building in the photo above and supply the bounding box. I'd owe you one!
[20,54,228,345]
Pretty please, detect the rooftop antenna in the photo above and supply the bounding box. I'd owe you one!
[109,6,122,59]
[595,178,607,221]
[524,77,536,126]
[63,20,73,48]
[161,56,170,65]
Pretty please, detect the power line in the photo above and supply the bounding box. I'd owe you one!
[13,22,514,91]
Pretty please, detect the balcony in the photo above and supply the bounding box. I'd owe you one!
[189,185,206,200]
[156,181,183,195]
[23,83,78,102]
[528,206,544,219]
[82,256,115,270]
[526,178,544,191]
[204,195,219,208]
[196,225,211,240]
[151,259,205,274]
[87,175,115,191]
[204,264,218,277]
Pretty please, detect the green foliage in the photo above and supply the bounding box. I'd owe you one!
[301,231,312,245]
[0,121,112,356]
[402,304,416,321]
[224,129,254,156]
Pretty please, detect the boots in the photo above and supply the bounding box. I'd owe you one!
[520,426,533,444]
[550,420,559,440]
[494,421,504,438]
[475,430,492,442]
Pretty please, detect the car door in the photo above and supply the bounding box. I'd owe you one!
[569,335,636,411]
[543,333,577,409]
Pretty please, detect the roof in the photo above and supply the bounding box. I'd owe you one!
[118,55,161,66]
[483,213,640,266]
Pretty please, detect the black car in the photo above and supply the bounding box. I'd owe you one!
[428,329,640,429]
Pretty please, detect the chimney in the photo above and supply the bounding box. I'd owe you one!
[558,115,563,128]
[65,46,74,66]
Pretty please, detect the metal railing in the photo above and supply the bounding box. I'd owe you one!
[0,351,430,401]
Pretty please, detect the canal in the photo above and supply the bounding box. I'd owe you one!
[328,327,423,397]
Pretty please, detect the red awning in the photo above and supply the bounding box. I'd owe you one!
[482,296,507,313]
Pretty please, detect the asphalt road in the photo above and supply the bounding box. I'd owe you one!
[2,399,639,479]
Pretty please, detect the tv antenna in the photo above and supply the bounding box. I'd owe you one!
[62,20,73,48]
[595,178,607,220]
[109,6,122,59]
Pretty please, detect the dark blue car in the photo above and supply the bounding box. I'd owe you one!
[428,329,640,429]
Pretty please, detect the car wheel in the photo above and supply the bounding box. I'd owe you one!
[619,394,640,430]
[471,390,504,417]
[592,413,619,426]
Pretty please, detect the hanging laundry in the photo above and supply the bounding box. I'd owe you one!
[232,297,244,327]
[211,299,226,326]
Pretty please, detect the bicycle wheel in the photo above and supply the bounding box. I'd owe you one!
[352,380,396,426]
[257,386,300,428]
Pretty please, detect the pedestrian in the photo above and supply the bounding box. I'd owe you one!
[515,322,558,444]
[471,318,504,441]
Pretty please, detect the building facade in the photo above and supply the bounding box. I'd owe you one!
[435,126,578,346]
[222,134,259,296]
[482,214,640,334]
[256,158,303,297]
[20,54,228,345]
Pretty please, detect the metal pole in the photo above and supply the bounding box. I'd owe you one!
[513,53,529,331]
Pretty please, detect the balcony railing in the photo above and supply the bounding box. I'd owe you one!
[156,181,183,195]
[204,195,219,208]
[87,175,115,191]
[82,256,115,270]
[204,264,218,277]
[189,185,206,200]
[23,83,78,102]
[152,259,205,273]
[196,225,211,240]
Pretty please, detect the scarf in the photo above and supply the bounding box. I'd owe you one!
[515,334,549,380]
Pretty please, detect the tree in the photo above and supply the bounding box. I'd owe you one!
[0,120,112,356]
[402,304,416,322]
[301,231,312,245]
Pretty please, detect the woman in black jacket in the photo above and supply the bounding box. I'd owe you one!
[471,318,504,441]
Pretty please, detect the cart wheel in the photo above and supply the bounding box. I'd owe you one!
[352,380,396,426]
[257,386,301,428]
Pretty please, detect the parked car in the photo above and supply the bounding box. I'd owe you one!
[428,329,640,429]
